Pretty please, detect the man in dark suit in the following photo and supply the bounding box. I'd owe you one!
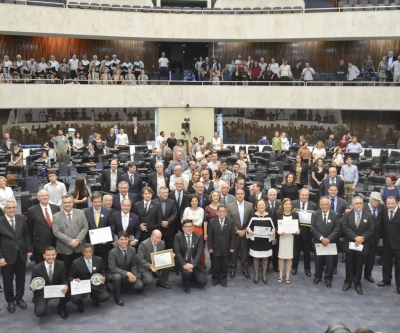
[137,230,172,289]
[311,198,341,288]
[0,199,32,313]
[341,197,374,295]
[112,181,139,213]
[26,189,60,264]
[202,169,217,195]
[231,163,246,187]
[101,159,123,194]
[229,177,250,201]
[1,132,16,161]
[29,246,69,319]
[377,196,400,294]
[208,205,235,287]
[333,59,348,81]
[133,187,162,242]
[149,149,169,173]
[219,183,236,206]
[292,189,318,277]
[174,220,207,293]
[119,162,143,199]
[363,192,384,283]
[168,177,189,233]
[108,231,144,305]
[320,167,345,198]
[84,192,112,270]
[110,199,141,247]
[147,163,170,199]
[69,244,110,312]
[248,181,268,205]
[267,188,281,272]
[194,182,209,209]
[154,186,177,250]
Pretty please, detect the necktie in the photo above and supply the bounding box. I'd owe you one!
[373,209,376,218]
[220,218,224,230]
[87,260,92,273]
[10,218,15,230]
[331,178,335,184]
[271,202,275,212]
[44,207,52,228]
[302,203,305,210]
[67,214,72,228]
[123,250,127,258]
[185,236,192,263]
[161,201,166,215]
[177,192,181,208]
[145,203,149,214]
[390,211,394,221]
[356,213,361,229]
[48,264,53,282]
[130,174,134,185]
[223,196,227,206]
[323,213,327,224]
[95,210,100,228]
[330,199,335,211]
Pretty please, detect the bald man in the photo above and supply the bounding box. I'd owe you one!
[136,230,172,289]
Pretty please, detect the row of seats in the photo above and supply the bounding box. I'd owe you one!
[339,0,399,5]
[341,3,399,9]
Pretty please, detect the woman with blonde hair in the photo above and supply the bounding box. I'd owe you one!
[0,176,15,216]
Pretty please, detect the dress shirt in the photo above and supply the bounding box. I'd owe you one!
[5,214,16,229]
[63,210,73,221]
[49,60,59,71]
[354,210,362,226]
[85,258,92,273]
[167,161,189,174]
[93,207,101,218]
[221,170,234,185]
[346,142,363,153]
[279,64,292,77]
[119,193,128,203]
[121,212,129,230]
[81,59,90,67]
[269,63,279,74]
[156,173,166,194]
[44,260,55,279]
[38,62,48,71]
[300,201,308,211]
[237,201,245,227]
[367,203,377,217]
[182,207,204,227]
[340,164,359,184]
[116,134,128,146]
[329,177,337,184]
[158,57,169,67]
[44,181,67,206]
[110,170,118,192]
[207,162,219,172]
[169,174,189,191]
[347,66,360,80]
[40,203,53,221]
[68,59,79,70]
[175,190,183,205]
[143,200,151,209]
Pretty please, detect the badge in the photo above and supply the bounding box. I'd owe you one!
[327,220,331,223]
[91,273,103,286]
[32,277,46,290]
[364,219,367,222]
[101,214,104,217]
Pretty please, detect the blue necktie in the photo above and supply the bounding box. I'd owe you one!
[330,199,335,211]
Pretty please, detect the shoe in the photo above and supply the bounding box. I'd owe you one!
[58,308,69,320]
[291,268,297,275]
[7,302,15,313]
[115,299,124,306]
[286,278,291,284]
[305,269,311,277]
[377,281,391,287]
[183,287,190,294]
[313,278,321,285]
[77,303,85,313]
[208,269,213,275]
[273,267,279,273]
[0,284,3,292]
[212,281,218,286]
[243,270,250,279]
[342,284,351,292]
[230,271,235,279]
[278,277,283,283]
[341,253,346,263]
[16,299,27,309]
[92,298,100,307]
[262,277,268,284]
[364,275,375,283]
[221,282,227,287]
[333,268,337,275]
[326,280,332,289]
[156,281,171,289]
[254,278,258,284]
[355,285,363,295]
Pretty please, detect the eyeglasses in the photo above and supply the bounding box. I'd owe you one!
[5,207,16,210]
[183,225,193,228]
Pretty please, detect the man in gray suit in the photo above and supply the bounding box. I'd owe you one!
[226,189,253,280]
[137,230,172,289]
[108,231,144,306]
[219,183,236,206]
[52,194,89,274]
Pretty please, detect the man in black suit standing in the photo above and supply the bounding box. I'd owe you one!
[174,220,207,293]
[119,162,143,199]
[29,246,69,319]
[208,205,235,287]
[231,163,246,187]
[194,182,209,209]
[69,244,110,312]
[133,187,162,242]
[229,177,250,201]
[84,192,112,269]
[377,196,400,294]
[101,159,122,194]
[147,162,170,199]
[149,149,169,173]
[27,189,60,264]
[292,189,318,277]
[311,198,341,288]
[320,167,345,198]
[0,199,32,313]
[168,178,188,233]
[112,181,139,213]
[341,197,374,295]
[108,231,144,305]
[154,186,177,250]
[267,188,281,272]
[248,181,268,205]
[1,132,16,161]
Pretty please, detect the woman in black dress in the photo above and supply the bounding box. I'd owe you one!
[73,177,91,210]
[290,154,309,190]
[311,157,328,190]
[231,65,242,85]
[202,65,211,85]
[247,199,275,284]
[281,172,299,201]
[89,134,105,156]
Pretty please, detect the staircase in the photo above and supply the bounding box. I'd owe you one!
[304,0,336,10]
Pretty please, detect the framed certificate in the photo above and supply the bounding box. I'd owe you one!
[151,249,175,270]
[295,209,313,225]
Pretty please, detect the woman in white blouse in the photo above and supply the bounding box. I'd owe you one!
[182,194,205,267]
[312,141,326,162]
[72,132,84,150]
[281,132,289,151]
[0,176,15,216]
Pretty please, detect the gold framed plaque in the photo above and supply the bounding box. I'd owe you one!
[150,249,175,270]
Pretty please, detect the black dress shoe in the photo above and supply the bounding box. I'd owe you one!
[364,275,375,283]
[313,278,321,285]
[342,284,351,292]
[243,270,250,279]
[92,298,100,306]
[254,279,258,284]
[291,268,297,275]
[262,277,268,284]
[77,303,85,313]
[208,269,213,275]
[377,281,391,287]
[229,271,235,279]
[183,287,190,293]
[212,281,218,286]
[16,299,27,309]
[221,282,227,287]
[58,308,69,320]
[115,299,124,306]
[326,280,332,289]
[355,285,363,295]
[156,281,171,289]
[305,269,312,277]
[333,268,337,275]
[7,302,15,313]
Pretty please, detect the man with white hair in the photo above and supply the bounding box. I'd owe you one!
[183,161,197,180]
[169,165,189,191]
[49,55,59,71]
[149,148,168,173]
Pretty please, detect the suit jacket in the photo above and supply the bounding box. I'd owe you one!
[133,200,162,233]
[52,209,89,255]
[101,168,123,193]
[149,156,169,173]
[207,217,235,257]
[232,172,246,181]
[229,187,250,201]
[380,207,400,250]
[26,203,60,253]
[289,163,309,186]
[69,255,106,292]
[0,214,31,264]
[112,193,139,213]
[320,177,344,198]
[196,193,209,209]
[84,206,112,250]
[137,237,165,272]
[341,209,374,254]
[161,146,172,158]
[363,202,384,245]
[267,200,281,219]
[311,209,341,244]
[248,194,269,205]
[292,200,318,241]
[119,172,143,198]
[226,200,253,232]
[168,190,189,222]
[173,232,204,270]
[1,138,16,152]
[108,246,139,278]
[219,194,236,206]
[147,172,170,199]
[30,260,68,303]
[109,211,141,242]
[154,198,177,237]
[322,196,348,217]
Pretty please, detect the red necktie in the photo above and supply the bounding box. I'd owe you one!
[45,207,52,228]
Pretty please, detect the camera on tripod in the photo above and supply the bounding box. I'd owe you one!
[181,118,191,135]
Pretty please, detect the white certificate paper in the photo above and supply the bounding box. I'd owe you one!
[44,285,66,298]
[349,242,364,252]
[297,210,312,225]
[71,279,91,295]
[254,226,271,238]
[153,252,173,269]
[315,243,338,256]
[89,227,113,245]
[278,219,299,234]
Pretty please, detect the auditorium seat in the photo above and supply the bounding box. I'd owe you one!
[182,7,192,13]
[252,7,261,13]
[262,6,271,13]
[293,6,302,12]
[342,4,353,11]
[338,0,347,6]
[192,6,201,14]
[387,3,397,9]
[222,7,233,14]
[111,4,121,10]
[68,1,79,8]
[354,4,364,10]
[131,5,141,11]
[89,2,100,9]
[202,7,212,14]
[233,7,242,14]
[272,6,282,14]
[172,6,182,13]
[141,5,152,12]
[243,7,252,13]
[348,0,358,5]
[283,6,292,13]
[359,0,368,4]
[100,3,110,10]
[365,3,376,10]
[213,7,222,13]
[121,4,131,11]
[162,6,171,13]
[369,0,379,4]
[80,2,89,9]
[152,5,161,12]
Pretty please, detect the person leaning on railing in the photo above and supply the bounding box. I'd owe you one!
[123,68,136,85]
[88,66,99,84]
[137,69,148,85]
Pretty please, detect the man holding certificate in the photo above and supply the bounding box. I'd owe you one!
[311,198,341,288]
